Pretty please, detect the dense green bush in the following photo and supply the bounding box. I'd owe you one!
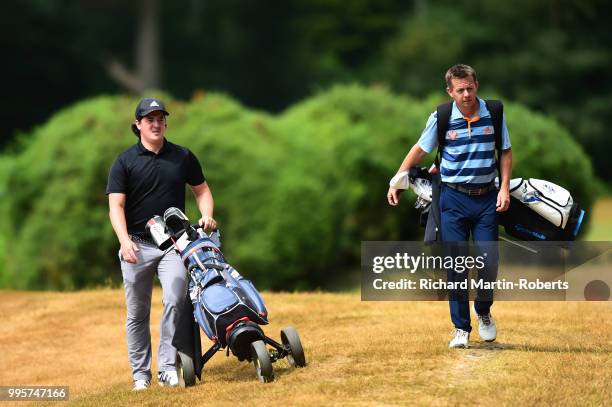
[0,86,597,290]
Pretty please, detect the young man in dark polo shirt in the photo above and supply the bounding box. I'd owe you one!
[106,97,216,390]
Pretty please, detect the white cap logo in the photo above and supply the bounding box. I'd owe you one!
[150,101,159,107]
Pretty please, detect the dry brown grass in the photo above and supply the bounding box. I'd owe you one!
[1,289,611,406]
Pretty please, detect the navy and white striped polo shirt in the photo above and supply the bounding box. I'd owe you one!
[417,98,511,185]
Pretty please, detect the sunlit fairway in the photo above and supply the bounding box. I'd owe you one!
[1,288,610,406]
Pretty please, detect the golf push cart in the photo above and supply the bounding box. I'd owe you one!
[146,207,306,385]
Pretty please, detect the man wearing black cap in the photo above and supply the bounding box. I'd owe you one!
[106,97,216,390]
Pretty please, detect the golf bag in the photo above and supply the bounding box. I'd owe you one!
[390,167,585,243]
[147,208,307,385]
[498,178,584,242]
[186,243,268,353]
[147,208,269,359]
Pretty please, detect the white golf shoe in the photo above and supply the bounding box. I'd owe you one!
[132,379,150,391]
[476,312,497,342]
[449,328,470,348]
[157,370,179,387]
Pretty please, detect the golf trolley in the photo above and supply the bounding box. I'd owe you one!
[146,208,306,385]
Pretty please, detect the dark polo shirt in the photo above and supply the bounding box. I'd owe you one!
[106,138,205,235]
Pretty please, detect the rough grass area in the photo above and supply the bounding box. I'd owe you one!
[0,289,610,406]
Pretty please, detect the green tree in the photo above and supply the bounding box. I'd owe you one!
[379,0,612,181]
[0,87,597,290]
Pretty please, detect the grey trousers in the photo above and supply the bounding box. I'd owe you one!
[119,240,188,381]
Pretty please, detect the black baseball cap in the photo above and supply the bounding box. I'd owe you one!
[135,97,169,119]
[131,97,170,135]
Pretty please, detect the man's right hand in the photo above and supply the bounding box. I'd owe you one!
[387,187,403,206]
[120,240,140,264]
[388,145,428,207]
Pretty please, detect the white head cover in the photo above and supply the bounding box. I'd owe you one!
[389,171,433,203]
[389,171,411,190]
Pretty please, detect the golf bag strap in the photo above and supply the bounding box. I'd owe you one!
[424,172,442,243]
[435,99,504,177]
[428,99,503,244]
[203,263,224,271]
[484,99,504,179]
[220,268,238,288]
[429,102,453,244]
[180,240,222,262]
[435,102,453,169]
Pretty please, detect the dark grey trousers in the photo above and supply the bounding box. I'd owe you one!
[119,240,188,381]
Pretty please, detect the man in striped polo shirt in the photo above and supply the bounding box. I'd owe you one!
[387,64,512,348]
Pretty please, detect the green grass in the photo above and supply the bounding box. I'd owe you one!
[0,233,5,281]
[584,197,612,240]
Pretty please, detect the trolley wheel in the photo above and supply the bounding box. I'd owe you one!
[250,340,274,383]
[281,327,306,367]
[177,350,196,387]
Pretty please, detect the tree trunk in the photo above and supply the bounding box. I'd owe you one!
[106,0,161,93]
[136,0,160,91]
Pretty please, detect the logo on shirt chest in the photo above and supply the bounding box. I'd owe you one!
[446,130,458,141]
[483,126,493,134]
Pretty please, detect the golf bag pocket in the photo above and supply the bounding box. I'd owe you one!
[238,279,268,317]
[199,268,224,289]
[499,196,584,242]
[194,301,215,339]
[197,280,268,345]
[510,178,574,229]
[201,285,238,314]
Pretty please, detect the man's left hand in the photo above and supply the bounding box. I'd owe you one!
[198,215,217,231]
[496,188,510,212]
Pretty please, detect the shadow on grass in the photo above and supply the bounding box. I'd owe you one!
[469,341,610,353]
[201,359,299,384]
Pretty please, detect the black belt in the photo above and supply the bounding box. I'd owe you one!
[130,233,156,246]
[443,182,496,196]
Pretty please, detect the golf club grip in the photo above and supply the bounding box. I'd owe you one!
[191,223,218,233]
